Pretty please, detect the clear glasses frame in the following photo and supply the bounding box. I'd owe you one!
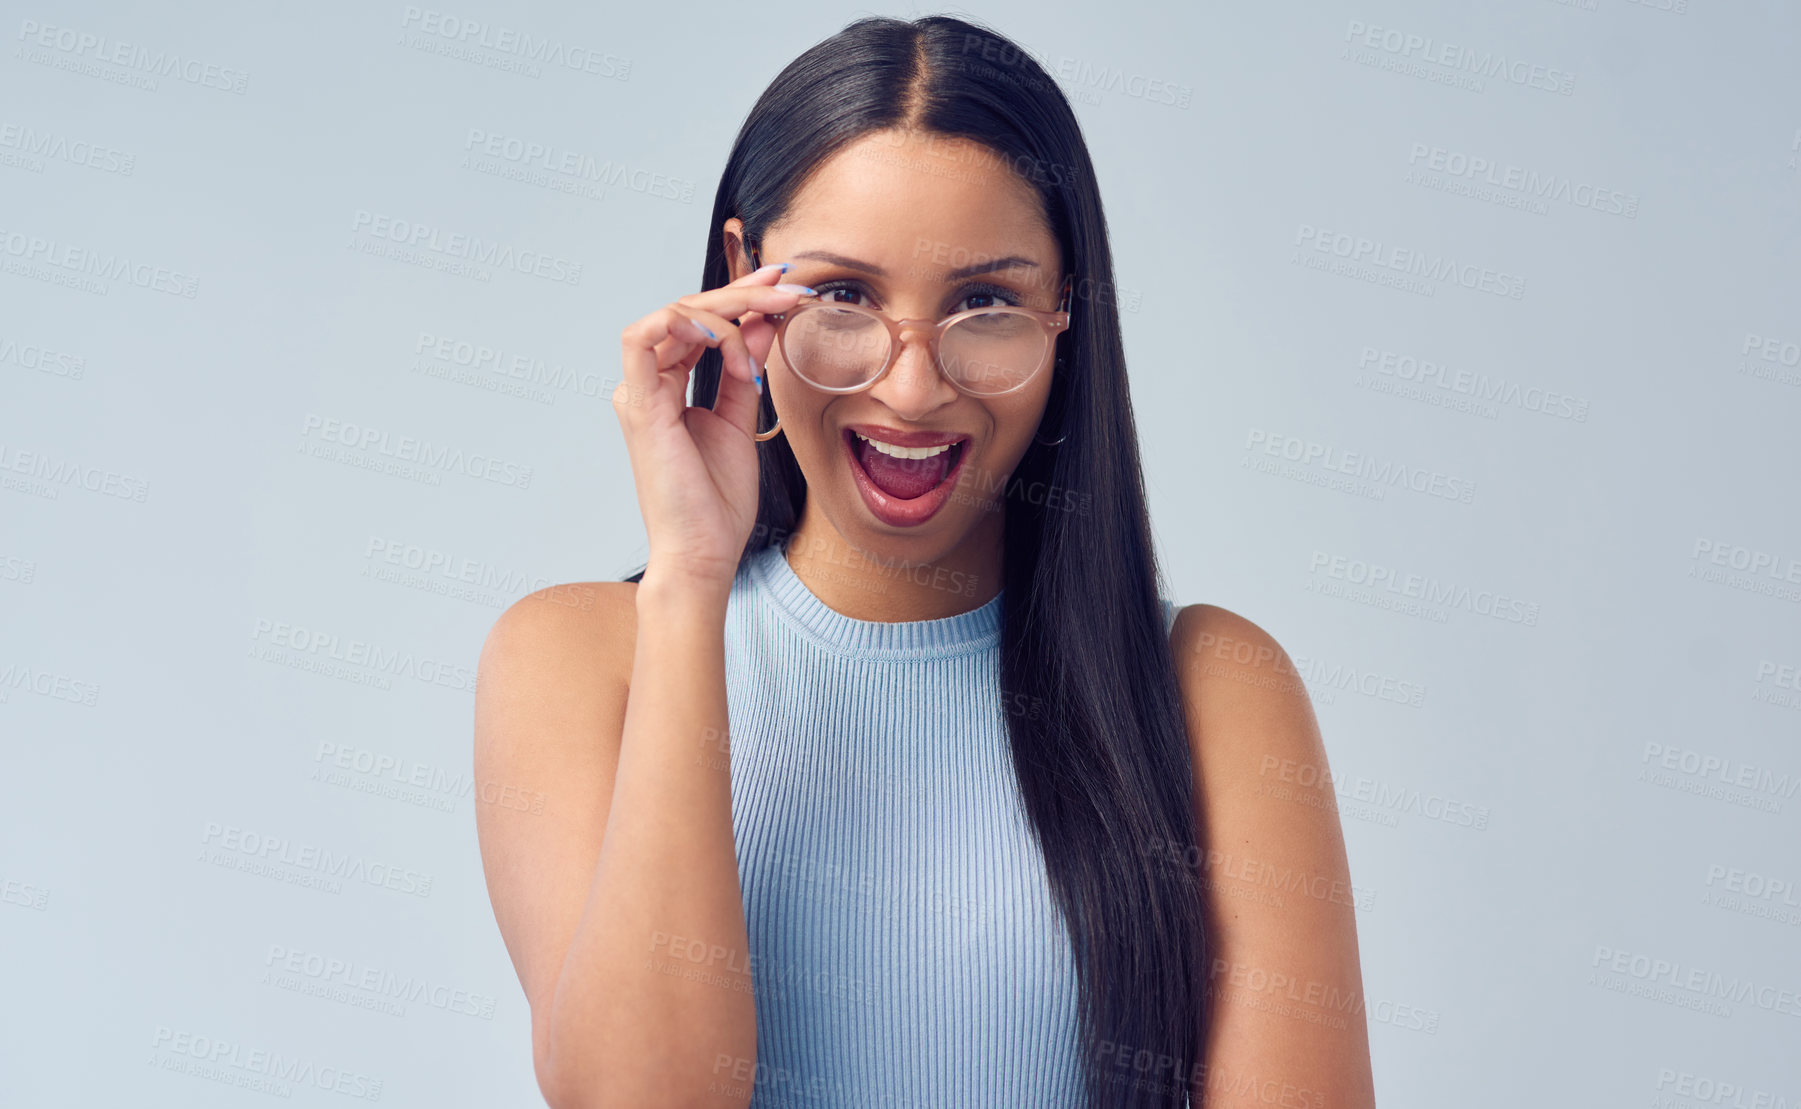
[751,254,1074,398]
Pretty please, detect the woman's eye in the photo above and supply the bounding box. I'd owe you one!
[955,288,1021,313]
[817,284,873,307]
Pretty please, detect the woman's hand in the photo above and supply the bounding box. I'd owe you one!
[614,262,812,594]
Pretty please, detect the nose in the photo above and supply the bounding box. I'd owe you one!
[868,319,958,419]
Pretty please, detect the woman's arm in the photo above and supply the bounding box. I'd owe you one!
[1171,604,1378,1109]
[473,262,803,1108]
[474,577,755,1109]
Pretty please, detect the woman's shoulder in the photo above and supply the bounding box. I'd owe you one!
[1162,607,1369,1099]
[478,581,641,705]
[1165,602,1322,766]
[1166,602,1292,671]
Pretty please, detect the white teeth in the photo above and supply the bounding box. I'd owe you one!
[854,432,957,460]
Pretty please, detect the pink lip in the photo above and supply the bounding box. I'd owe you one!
[844,422,968,449]
[841,429,971,528]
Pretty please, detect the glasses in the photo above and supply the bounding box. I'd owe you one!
[752,252,1072,398]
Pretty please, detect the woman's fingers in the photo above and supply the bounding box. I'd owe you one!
[709,348,763,441]
[618,309,713,417]
[616,261,812,441]
[666,303,767,390]
[621,283,810,399]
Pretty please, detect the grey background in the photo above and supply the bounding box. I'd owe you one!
[3,0,1798,1104]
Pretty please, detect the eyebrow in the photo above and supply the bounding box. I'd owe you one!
[789,249,1041,283]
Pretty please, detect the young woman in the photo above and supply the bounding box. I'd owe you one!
[474,14,1374,1109]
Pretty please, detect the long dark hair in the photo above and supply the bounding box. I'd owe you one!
[627,15,1208,1106]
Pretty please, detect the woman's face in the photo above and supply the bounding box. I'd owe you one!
[726,128,1065,569]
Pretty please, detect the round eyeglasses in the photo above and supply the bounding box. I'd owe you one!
[753,263,1072,398]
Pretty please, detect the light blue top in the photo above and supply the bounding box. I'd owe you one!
[721,544,1178,1108]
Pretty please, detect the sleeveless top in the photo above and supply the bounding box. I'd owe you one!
[720,544,1179,1107]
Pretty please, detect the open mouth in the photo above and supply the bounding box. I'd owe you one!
[844,429,968,501]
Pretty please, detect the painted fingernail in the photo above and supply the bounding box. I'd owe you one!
[754,373,764,395]
[696,321,718,340]
[773,283,816,295]
[753,262,790,274]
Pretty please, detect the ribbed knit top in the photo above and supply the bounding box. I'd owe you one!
[721,544,1178,1108]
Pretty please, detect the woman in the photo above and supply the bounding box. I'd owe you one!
[474,14,1374,1109]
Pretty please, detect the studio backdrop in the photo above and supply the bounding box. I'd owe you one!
[2,0,1798,1104]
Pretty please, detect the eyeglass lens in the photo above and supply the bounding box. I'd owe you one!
[783,307,1050,395]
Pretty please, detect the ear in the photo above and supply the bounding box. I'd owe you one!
[722,218,753,282]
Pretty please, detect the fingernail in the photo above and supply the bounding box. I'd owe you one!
[754,262,790,274]
[773,283,816,295]
[750,353,763,391]
[754,373,764,395]
[697,322,718,340]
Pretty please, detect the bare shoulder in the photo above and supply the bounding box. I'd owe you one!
[1165,603,1376,1108]
[1167,603,1322,766]
[472,576,641,852]
[471,580,641,1093]
[471,579,639,836]
[479,581,639,694]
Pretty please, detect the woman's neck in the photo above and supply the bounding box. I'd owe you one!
[779,498,1004,623]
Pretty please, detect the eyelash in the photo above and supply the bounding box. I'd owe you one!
[811,278,1023,313]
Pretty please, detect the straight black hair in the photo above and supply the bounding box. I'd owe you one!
[627,15,1209,1106]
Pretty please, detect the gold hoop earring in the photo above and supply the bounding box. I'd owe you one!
[754,418,784,443]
